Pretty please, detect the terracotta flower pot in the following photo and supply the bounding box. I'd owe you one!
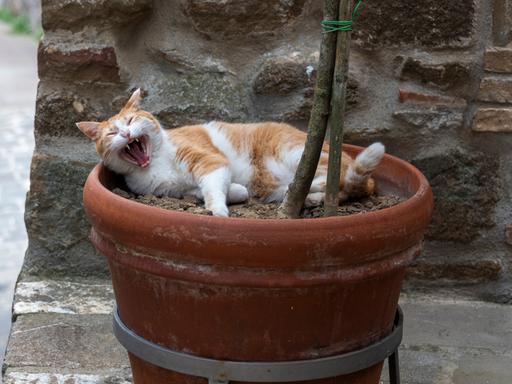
[83,144,433,384]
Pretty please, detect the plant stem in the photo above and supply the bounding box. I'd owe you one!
[324,0,353,217]
[278,0,340,218]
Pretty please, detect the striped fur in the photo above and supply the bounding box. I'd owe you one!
[77,89,385,217]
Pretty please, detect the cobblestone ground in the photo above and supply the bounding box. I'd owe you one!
[0,22,37,367]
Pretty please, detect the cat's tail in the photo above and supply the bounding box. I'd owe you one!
[342,143,385,197]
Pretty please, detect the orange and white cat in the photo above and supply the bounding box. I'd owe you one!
[77,89,384,217]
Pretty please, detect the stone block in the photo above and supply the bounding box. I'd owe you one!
[22,141,109,279]
[485,47,512,73]
[38,40,120,83]
[412,148,501,242]
[506,225,512,246]
[42,0,152,31]
[353,0,475,47]
[473,108,512,132]
[394,90,467,132]
[151,73,250,128]
[400,57,473,90]
[408,258,503,282]
[253,55,313,96]
[183,0,307,40]
[478,76,512,103]
[252,53,360,122]
[34,82,125,137]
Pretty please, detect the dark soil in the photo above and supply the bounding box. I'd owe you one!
[113,188,404,219]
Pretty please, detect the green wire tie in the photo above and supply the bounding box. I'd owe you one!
[321,0,363,33]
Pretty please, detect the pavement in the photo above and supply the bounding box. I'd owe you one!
[0,22,37,368]
[2,280,512,384]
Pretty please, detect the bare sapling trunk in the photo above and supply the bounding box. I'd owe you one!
[278,0,340,218]
[324,0,354,216]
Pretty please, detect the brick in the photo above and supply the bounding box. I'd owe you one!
[473,108,512,132]
[38,40,120,83]
[398,89,466,107]
[400,58,473,90]
[478,76,512,103]
[485,47,512,73]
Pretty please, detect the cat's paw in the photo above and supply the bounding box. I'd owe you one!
[305,192,324,208]
[228,183,249,204]
[209,204,230,217]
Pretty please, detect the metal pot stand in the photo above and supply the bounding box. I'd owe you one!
[113,306,403,384]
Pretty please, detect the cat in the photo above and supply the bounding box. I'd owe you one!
[77,89,385,217]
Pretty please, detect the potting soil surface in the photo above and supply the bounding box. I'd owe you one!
[113,188,404,219]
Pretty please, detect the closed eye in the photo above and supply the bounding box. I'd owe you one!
[127,116,135,125]
[107,131,117,136]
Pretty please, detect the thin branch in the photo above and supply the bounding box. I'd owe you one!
[278,0,340,218]
[324,0,353,216]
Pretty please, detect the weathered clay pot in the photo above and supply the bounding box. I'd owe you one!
[83,144,433,384]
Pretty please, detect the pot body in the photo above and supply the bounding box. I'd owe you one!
[84,145,433,384]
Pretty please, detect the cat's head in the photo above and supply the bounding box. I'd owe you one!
[76,89,163,174]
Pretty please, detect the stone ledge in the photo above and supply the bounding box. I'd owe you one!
[3,371,131,384]
[4,277,512,384]
[13,280,114,316]
[381,345,512,384]
[408,257,503,282]
[3,313,129,373]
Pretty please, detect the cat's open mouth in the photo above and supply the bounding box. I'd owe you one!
[121,135,150,168]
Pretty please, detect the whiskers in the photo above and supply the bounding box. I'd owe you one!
[102,146,116,165]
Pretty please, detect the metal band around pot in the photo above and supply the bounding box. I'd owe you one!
[113,305,403,383]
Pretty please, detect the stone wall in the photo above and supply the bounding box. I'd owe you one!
[23,0,512,300]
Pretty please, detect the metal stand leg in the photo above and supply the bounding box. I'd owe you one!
[388,350,400,384]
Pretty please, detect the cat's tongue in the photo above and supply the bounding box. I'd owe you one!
[127,139,150,167]
[130,144,149,166]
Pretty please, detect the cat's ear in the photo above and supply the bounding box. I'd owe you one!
[125,88,142,110]
[76,121,101,140]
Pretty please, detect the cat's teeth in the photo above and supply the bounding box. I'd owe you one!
[125,145,130,150]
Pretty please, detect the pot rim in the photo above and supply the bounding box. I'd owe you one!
[85,144,431,227]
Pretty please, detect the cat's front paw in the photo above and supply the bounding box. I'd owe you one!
[209,204,230,217]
